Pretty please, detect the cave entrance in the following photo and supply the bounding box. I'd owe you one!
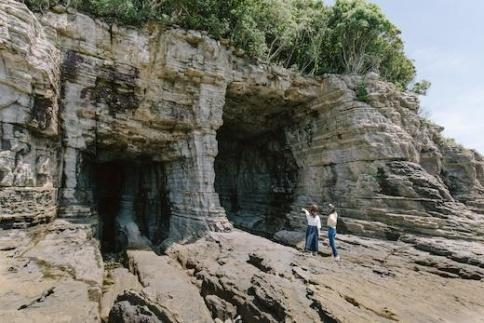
[215,124,299,236]
[93,159,171,253]
[214,85,303,236]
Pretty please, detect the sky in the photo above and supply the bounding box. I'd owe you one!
[328,0,484,153]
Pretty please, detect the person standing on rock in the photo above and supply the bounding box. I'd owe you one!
[302,204,321,254]
[327,204,340,261]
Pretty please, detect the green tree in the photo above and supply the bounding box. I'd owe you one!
[321,0,415,88]
[411,80,431,95]
[273,0,329,74]
[23,0,417,89]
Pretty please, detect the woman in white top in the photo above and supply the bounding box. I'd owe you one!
[327,204,340,261]
[301,204,321,253]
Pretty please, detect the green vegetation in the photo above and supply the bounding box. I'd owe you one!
[356,81,369,102]
[23,0,418,89]
[411,80,431,95]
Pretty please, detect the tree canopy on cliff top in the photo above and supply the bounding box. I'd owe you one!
[25,0,416,89]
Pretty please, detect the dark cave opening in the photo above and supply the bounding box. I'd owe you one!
[95,161,123,253]
[93,159,171,253]
[214,126,299,236]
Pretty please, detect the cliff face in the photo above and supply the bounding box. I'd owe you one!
[1,0,483,244]
[282,76,484,241]
[0,0,61,226]
[219,73,484,241]
[1,1,484,322]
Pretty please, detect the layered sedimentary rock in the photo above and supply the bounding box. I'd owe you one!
[2,222,484,322]
[218,72,484,240]
[1,0,234,242]
[163,230,484,323]
[0,0,61,227]
[1,1,484,322]
[280,76,484,241]
[1,0,483,244]
[45,13,233,240]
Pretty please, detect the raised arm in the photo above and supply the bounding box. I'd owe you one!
[301,208,310,221]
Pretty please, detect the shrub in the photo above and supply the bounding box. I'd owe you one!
[356,81,369,102]
[22,0,418,89]
[411,80,431,95]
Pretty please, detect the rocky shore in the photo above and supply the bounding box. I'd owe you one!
[1,221,483,322]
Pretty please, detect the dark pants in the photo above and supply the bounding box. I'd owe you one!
[328,226,338,257]
[305,225,319,252]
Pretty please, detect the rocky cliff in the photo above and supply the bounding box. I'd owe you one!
[1,1,484,322]
[2,0,483,242]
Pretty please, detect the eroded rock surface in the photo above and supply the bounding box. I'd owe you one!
[125,249,214,322]
[101,266,143,321]
[0,0,60,228]
[165,230,484,323]
[0,220,103,322]
[0,221,483,322]
[1,0,483,242]
[1,1,484,322]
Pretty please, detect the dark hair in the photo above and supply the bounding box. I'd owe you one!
[309,204,318,213]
